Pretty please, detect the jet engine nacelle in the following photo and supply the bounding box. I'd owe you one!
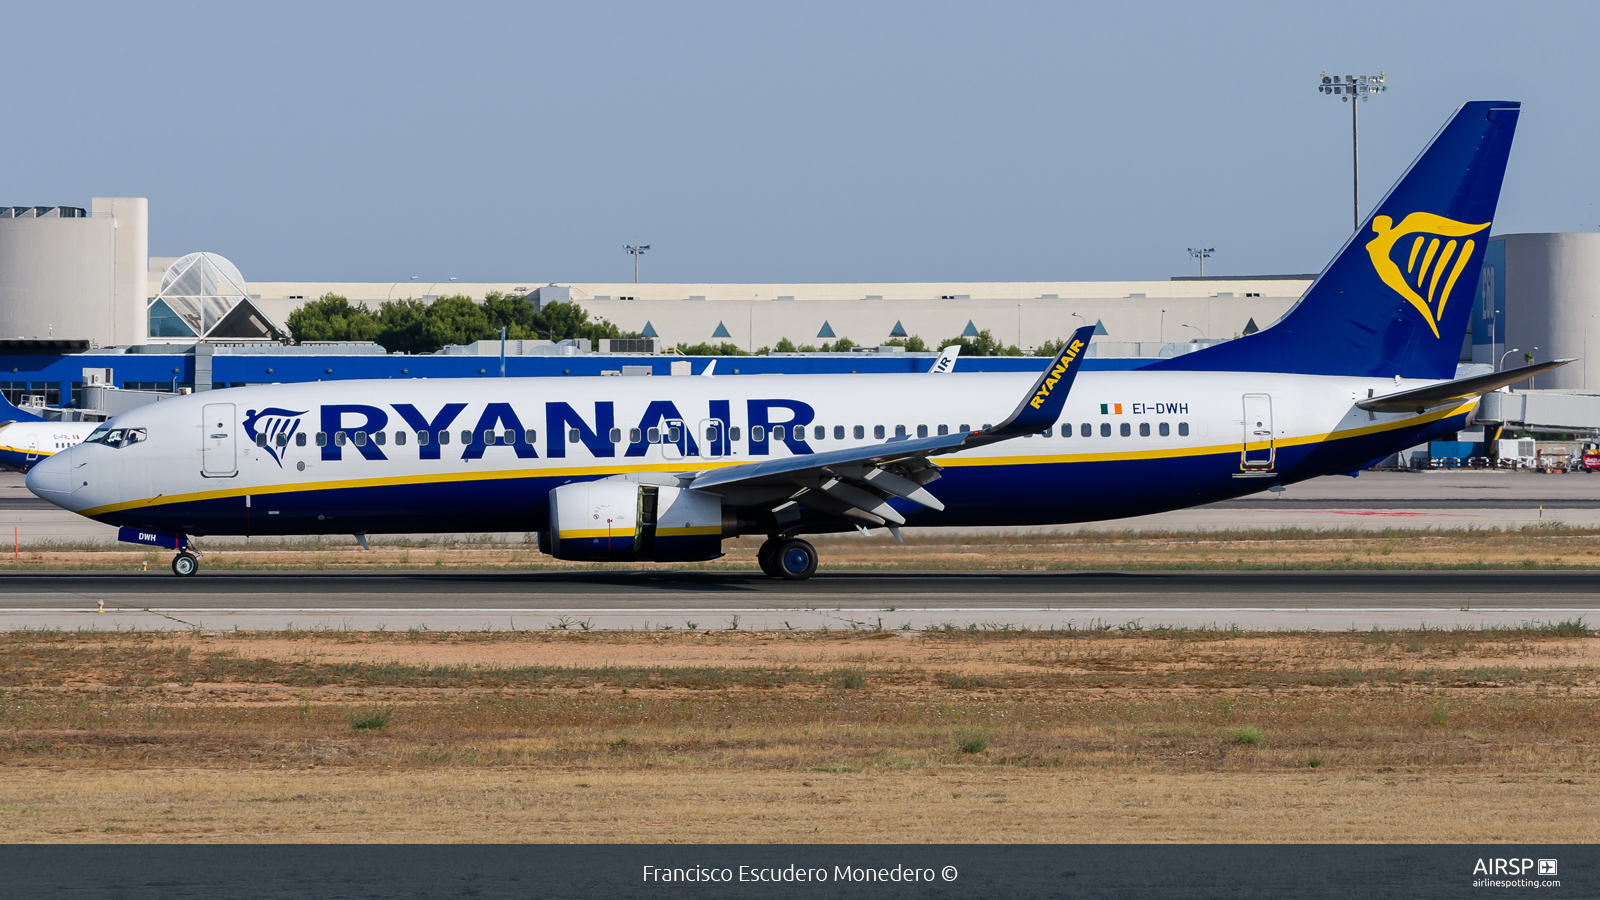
[545,480,726,562]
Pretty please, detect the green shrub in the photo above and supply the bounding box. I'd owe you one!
[1227,726,1264,745]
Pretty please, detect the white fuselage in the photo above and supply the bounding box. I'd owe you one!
[25,369,1471,537]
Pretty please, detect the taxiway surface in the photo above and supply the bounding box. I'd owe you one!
[2,570,1593,632]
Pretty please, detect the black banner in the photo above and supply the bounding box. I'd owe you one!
[2,844,1592,899]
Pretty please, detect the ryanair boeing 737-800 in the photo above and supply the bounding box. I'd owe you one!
[27,100,1564,578]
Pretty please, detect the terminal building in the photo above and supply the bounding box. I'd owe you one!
[3,197,1600,448]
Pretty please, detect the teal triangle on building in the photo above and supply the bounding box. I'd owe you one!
[640,321,658,338]
[961,320,979,338]
[711,321,732,339]
[1092,319,1108,336]
[817,321,836,339]
[1241,317,1259,335]
[889,320,907,338]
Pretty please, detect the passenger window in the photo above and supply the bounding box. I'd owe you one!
[568,428,580,444]
[853,425,864,439]
[354,431,368,446]
[874,425,885,439]
[1062,424,1072,438]
[705,425,717,441]
[1179,422,1189,436]
[751,425,765,442]
[275,433,289,447]
[814,425,825,440]
[483,429,495,444]
[648,427,661,443]
[376,431,387,446]
[1042,426,1052,437]
[959,423,970,433]
[1120,423,1131,437]
[1139,423,1150,437]
[917,424,928,438]
[502,429,514,444]
[438,431,450,445]
[334,431,347,446]
[255,433,267,447]
[894,425,907,438]
[296,433,307,447]
[417,430,429,446]
[773,425,786,441]
[668,426,681,443]
[729,426,741,441]
[316,432,328,446]
[937,424,949,436]
[1099,423,1110,437]
[461,430,473,445]
[608,428,622,443]
[1159,422,1170,437]
[525,428,537,444]
[629,428,641,443]
[1080,423,1091,437]
[396,431,408,446]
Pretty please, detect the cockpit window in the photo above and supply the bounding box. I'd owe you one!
[84,427,146,448]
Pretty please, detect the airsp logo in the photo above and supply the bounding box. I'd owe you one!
[1366,212,1490,338]
[1472,858,1554,876]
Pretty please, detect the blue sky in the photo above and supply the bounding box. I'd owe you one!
[3,1,1595,284]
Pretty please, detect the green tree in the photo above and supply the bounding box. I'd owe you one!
[482,290,538,338]
[286,293,378,344]
[938,328,1022,357]
[671,341,750,356]
[773,337,799,353]
[883,335,928,352]
[1034,337,1067,357]
[423,295,493,349]
[373,299,433,354]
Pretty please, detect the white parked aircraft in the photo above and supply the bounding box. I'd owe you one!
[27,101,1563,578]
[0,397,96,473]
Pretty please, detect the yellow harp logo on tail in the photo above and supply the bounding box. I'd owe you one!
[1365,212,1490,338]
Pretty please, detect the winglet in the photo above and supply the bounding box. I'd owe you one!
[980,326,1094,438]
[928,345,960,374]
[0,392,46,423]
[701,360,717,377]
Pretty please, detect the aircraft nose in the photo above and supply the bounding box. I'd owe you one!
[25,447,76,507]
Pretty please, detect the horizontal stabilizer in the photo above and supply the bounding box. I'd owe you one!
[1357,359,1572,413]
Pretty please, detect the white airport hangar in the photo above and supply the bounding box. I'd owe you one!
[3,197,1600,389]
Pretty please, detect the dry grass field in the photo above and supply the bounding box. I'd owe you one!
[1,624,1596,843]
[4,523,1600,571]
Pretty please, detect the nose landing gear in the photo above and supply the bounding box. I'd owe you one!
[757,536,818,580]
[171,551,200,577]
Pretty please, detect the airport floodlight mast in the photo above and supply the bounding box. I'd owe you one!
[624,244,650,284]
[1187,247,1214,276]
[1319,71,1388,234]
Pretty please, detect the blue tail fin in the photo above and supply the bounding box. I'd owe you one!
[1149,100,1520,379]
[0,392,46,423]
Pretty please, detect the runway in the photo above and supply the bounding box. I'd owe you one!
[3,570,1594,632]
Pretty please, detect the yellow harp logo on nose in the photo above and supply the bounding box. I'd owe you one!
[1366,212,1490,338]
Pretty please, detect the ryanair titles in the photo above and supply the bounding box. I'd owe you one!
[1028,338,1085,410]
[244,398,820,464]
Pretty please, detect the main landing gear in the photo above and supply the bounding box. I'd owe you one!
[171,551,200,577]
[757,536,818,581]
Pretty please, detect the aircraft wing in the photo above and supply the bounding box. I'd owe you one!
[687,326,1093,526]
[1357,359,1573,413]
